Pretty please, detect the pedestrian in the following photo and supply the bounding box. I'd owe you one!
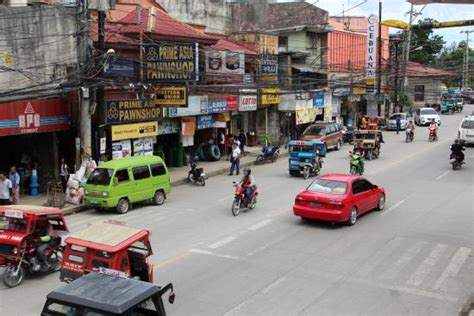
[218,130,225,158]
[396,115,401,134]
[59,158,69,192]
[9,166,20,204]
[225,134,233,161]
[229,143,241,176]
[238,130,247,156]
[361,116,367,129]
[0,171,12,205]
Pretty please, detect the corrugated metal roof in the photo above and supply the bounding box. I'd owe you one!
[210,39,257,55]
[407,62,456,78]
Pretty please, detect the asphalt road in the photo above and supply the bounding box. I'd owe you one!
[1,106,473,316]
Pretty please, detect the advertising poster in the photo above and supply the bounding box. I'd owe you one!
[206,50,245,75]
[112,140,132,159]
[239,89,257,111]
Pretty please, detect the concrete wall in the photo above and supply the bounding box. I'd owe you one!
[157,0,231,33]
[0,6,79,100]
[406,77,443,107]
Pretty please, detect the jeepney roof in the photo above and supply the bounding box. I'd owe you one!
[66,221,149,253]
[46,272,162,314]
[0,205,64,218]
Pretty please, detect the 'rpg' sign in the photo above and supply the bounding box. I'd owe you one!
[19,102,40,132]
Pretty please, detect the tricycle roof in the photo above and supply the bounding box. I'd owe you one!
[0,205,64,219]
[289,140,325,146]
[46,272,162,314]
[66,221,149,252]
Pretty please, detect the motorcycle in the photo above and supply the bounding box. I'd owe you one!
[350,154,364,176]
[429,127,438,142]
[450,153,465,170]
[255,145,280,164]
[405,127,414,143]
[231,183,258,216]
[342,126,354,144]
[188,158,207,186]
[301,157,322,180]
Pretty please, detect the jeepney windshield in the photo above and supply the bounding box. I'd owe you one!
[87,168,113,186]
[289,145,314,153]
[0,215,27,233]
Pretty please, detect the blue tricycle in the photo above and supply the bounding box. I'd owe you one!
[288,140,327,179]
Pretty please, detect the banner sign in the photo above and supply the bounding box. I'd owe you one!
[158,119,179,135]
[296,108,321,125]
[366,14,378,79]
[0,99,69,136]
[111,121,158,141]
[208,99,227,114]
[104,57,135,77]
[226,96,238,111]
[145,43,198,82]
[106,100,160,124]
[239,90,257,111]
[196,114,215,130]
[261,88,281,105]
[155,86,187,107]
[206,50,245,75]
[312,94,325,108]
[181,117,196,136]
[168,95,207,117]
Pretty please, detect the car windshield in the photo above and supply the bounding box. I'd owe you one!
[307,179,348,195]
[389,114,405,120]
[0,216,27,233]
[461,120,474,129]
[87,168,113,186]
[303,126,325,136]
[421,109,437,115]
[289,145,314,153]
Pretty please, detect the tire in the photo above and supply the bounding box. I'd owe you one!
[255,155,265,165]
[208,144,221,161]
[406,134,409,143]
[367,150,373,161]
[50,249,63,272]
[289,170,299,177]
[303,166,310,180]
[153,190,166,205]
[376,193,386,211]
[350,166,356,175]
[346,207,358,226]
[335,140,342,151]
[187,172,195,183]
[271,153,279,163]
[199,177,206,186]
[249,196,257,209]
[116,198,130,214]
[3,266,25,288]
[232,199,241,216]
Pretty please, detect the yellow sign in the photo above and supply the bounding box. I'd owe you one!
[155,86,187,107]
[261,88,281,105]
[111,122,158,141]
[296,108,322,125]
[353,87,367,95]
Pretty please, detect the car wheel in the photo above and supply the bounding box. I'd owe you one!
[377,193,386,211]
[153,190,166,205]
[116,198,130,214]
[347,207,358,226]
[335,140,342,151]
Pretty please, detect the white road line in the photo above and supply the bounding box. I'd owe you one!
[207,236,237,249]
[381,241,426,280]
[434,247,471,290]
[407,243,448,287]
[190,248,240,260]
[435,170,451,181]
[248,219,273,231]
[261,277,287,294]
[381,200,406,216]
[357,237,403,277]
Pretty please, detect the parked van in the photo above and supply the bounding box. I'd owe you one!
[84,156,170,213]
[300,122,343,150]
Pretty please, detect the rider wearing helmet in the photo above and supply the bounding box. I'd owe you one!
[450,139,465,162]
[236,168,256,206]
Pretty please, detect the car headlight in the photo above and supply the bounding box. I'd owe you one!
[102,191,109,197]
[12,247,18,255]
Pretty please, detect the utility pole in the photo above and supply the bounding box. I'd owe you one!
[460,30,473,90]
[392,39,401,113]
[376,1,382,117]
[96,10,106,160]
[401,4,415,96]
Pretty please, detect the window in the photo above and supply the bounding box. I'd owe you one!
[414,85,425,102]
[420,109,437,115]
[132,166,151,181]
[115,169,130,183]
[302,126,325,136]
[46,302,77,315]
[91,259,109,268]
[150,163,166,177]
[308,179,347,195]
[87,168,113,186]
[461,120,474,129]
[278,36,288,52]
[121,256,129,270]
[352,180,373,195]
[329,124,337,134]
[68,255,84,263]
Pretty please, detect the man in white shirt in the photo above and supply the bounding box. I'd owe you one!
[9,166,20,204]
[229,143,241,176]
[0,171,13,205]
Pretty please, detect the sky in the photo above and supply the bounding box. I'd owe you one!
[278,0,474,48]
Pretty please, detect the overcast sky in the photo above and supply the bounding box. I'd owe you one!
[279,0,474,47]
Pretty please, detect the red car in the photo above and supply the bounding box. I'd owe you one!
[293,174,385,225]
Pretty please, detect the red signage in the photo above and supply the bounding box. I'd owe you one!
[226,96,238,111]
[0,99,69,136]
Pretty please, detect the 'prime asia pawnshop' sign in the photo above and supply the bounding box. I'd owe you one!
[0,99,69,136]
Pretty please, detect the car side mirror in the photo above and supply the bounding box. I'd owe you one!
[112,177,118,186]
[168,292,176,304]
[372,185,378,189]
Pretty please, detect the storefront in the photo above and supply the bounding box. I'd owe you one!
[235,90,257,145]
[0,98,72,189]
[257,88,281,145]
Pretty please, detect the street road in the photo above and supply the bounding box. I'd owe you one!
[1,106,473,316]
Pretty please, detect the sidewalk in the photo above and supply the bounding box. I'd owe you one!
[17,145,286,215]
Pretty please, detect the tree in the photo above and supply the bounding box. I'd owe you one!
[437,41,474,88]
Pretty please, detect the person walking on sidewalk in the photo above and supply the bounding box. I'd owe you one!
[59,158,69,192]
[238,130,247,156]
[0,171,13,205]
[218,130,225,158]
[229,143,241,176]
[8,166,20,205]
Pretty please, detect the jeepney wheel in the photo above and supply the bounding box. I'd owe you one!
[3,266,25,288]
[116,198,130,214]
[153,190,166,206]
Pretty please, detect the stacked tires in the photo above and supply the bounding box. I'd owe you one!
[197,144,221,161]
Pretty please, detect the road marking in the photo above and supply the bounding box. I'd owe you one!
[435,170,451,181]
[207,236,237,249]
[357,237,403,277]
[381,241,426,280]
[261,277,287,294]
[154,251,191,269]
[190,248,240,260]
[434,247,471,290]
[248,219,272,231]
[381,200,406,216]
[407,243,448,287]
[268,208,291,217]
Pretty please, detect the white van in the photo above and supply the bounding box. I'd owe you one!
[459,115,474,145]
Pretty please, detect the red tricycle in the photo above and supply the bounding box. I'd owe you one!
[0,205,68,288]
[231,183,258,216]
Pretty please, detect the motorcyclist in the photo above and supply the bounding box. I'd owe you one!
[351,149,365,174]
[34,221,53,270]
[406,119,415,136]
[450,139,465,162]
[236,168,256,206]
[312,149,323,170]
[429,119,438,139]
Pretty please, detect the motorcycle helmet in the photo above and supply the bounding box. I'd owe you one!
[454,139,459,144]
[243,168,251,176]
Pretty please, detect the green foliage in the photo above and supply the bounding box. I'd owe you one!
[399,93,413,112]
[437,41,474,88]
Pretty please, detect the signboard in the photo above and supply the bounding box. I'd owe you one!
[168,96,207,117]
[158,119,179,135]
[5,209,24,219]
[366,14,378,79]
[312,94,325,108]
[98,267,129,279]
[208,99,227,114]
[100,137,106,154]
[155,86,187,107]
[261,88,281,105]
[239,90,257,111]
[0,99,69,136]
[144,43,198,82]
[106,100,160,124]
[181,117,196,136]
[296,108,321,125]
[111,121,158,141]
[353,87,367,95]
[133,137,154,156]
[196,115,216,130]
[206,50,245,75]
[366,78,375,94]
[112,140,132,159]
[226,96,238,111]
[104,57,135,77]
[260,54,278,82]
